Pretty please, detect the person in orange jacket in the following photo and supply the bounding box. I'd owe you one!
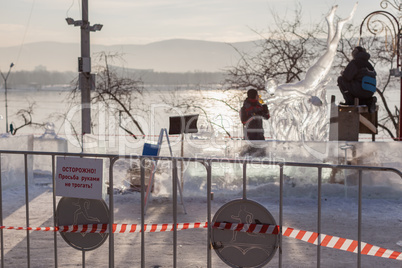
[240,89,270,140]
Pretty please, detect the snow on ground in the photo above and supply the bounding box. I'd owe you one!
[1,127,402,267]
[1,170,402,267]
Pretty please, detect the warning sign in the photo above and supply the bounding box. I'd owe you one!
[56,157,103,200]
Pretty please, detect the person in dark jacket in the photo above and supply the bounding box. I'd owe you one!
[337,46,377,112]
[240,89,270,140]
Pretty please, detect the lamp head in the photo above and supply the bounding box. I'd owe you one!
[90,24,103,31]
[65,17,75,25]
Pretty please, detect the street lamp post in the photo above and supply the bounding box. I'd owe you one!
[66,0,103,137]
[360,9,402,141]
[0,62,14,133]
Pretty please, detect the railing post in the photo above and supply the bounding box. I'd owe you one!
[51,155,58,268]
[109,156,118,268]
[243,161,247,200]
[0,154,3,268]
[24,154,30,268]
[140,157,145,268]
[317,167,322,268]
[172,158,178,268]
[206,160,212,268]
[82,251,85,268]
[358,169,363,268]
[279,164,284,268]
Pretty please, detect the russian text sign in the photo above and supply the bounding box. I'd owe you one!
[56,157,103,200]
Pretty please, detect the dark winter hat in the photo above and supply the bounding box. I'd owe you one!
[352,46,366,58]
[247,89,258,99]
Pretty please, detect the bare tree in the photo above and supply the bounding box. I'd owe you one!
[223,5,399,140]
[158,85,244,139]
[10,102,45,135]
[222,5,339,141]
[69,52,147,139]
[224,5,322,92]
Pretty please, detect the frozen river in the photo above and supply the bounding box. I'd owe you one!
[0,84,400,142]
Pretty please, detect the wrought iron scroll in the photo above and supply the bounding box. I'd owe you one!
[380,0,402,11]
[360,11,400,60]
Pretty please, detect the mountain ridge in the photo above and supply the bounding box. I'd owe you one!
[0,39,259,73]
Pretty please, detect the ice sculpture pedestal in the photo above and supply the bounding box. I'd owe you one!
[329,96,378,141]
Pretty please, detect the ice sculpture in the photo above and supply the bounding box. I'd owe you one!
[265,3,358,141]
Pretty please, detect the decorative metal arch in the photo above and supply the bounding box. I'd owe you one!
[380,0,402,11]
[359,5,402,141]
[359,10,400,59]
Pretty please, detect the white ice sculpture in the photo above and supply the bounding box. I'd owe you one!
[265,3,358,141]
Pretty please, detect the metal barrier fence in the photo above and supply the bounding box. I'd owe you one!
[0,150,401,268]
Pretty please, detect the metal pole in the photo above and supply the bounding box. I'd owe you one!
[140,158,145,268]
[172,158,178,268]
[0,154,4,268]
[317,168,322,268]
[344,147,348,198]
[279,164,284,268]
[398,27,401,141]
[82,251,85,268]
[1,64,13,133]
[359,11,401,140]
[399,76,402,141]
[206,161,212,268]
[4,79,8,133]
[180,134,184,190]
[24,154,30,268]
[80,0,91,135]
[109,157,118,268]
[358,170,363,268]
[51,156,58,268]
[242,162,247,200]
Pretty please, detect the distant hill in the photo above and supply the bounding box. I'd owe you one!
[0,39,259,73]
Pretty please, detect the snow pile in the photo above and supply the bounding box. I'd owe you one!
[0,134,33,189]
[33,122,68,176]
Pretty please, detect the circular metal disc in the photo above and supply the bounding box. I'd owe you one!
[211,199,278,268]
[57,197,109,251]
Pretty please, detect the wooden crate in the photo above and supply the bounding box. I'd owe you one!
[329,96,378,141]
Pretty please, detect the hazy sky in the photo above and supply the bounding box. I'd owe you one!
[0,0,385,49]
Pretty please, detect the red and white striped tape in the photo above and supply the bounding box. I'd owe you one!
[212,222,402,261]
[1,222,401,261]
[0,226,58,232]
[212,222,279,234]
[0,222,208,234]
[282,226,402,260]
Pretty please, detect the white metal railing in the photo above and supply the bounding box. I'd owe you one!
[0,150,401,268]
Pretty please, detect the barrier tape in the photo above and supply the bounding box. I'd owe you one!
[1,222,401,261]
[212,222,402,261]
[0,222,208,233]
